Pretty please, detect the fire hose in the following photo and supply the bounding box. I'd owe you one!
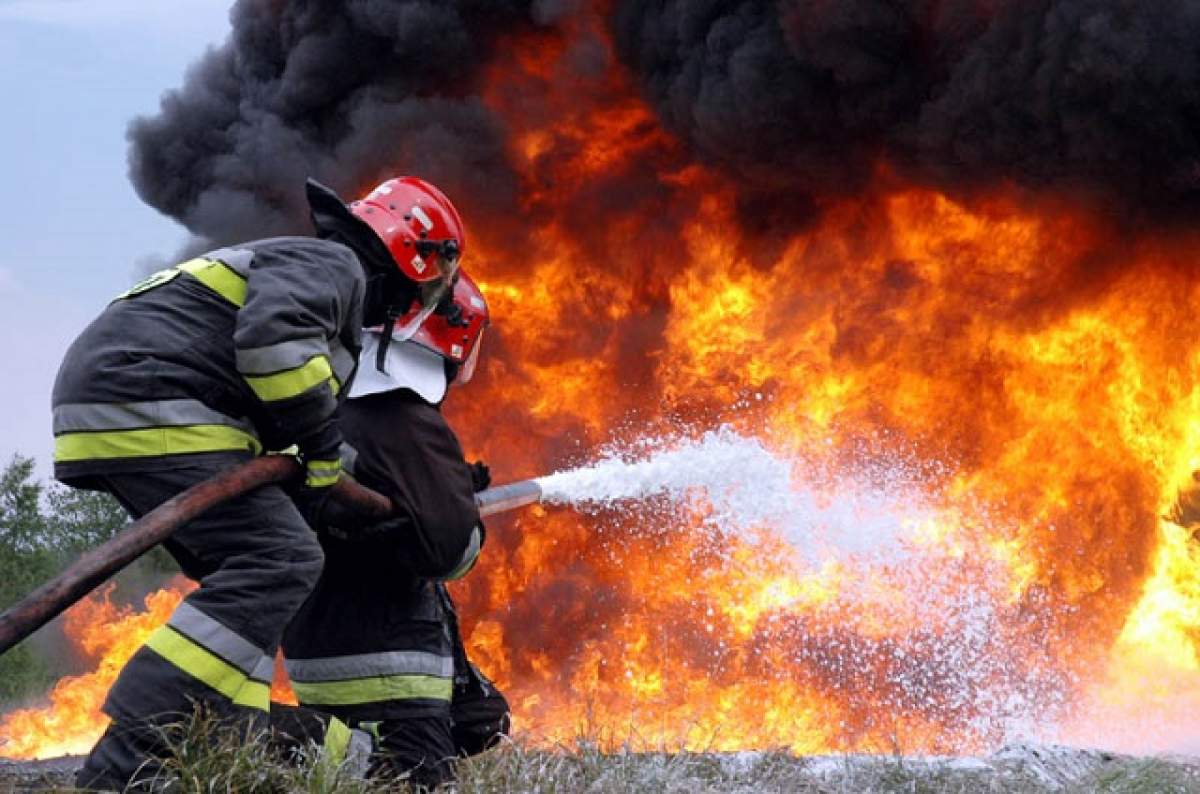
[0,457,544,657]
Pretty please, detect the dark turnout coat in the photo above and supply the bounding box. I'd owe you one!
[282,388,483,723]
[52,236,364,484]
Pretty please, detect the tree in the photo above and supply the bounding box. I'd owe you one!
[0,455,55,607]
[0,455,130,702]
[44,479,129,552]
[0,455,58,700]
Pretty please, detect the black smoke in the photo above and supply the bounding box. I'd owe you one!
[131,0,1200,245]
[128,0,552,246]
[611,0,1200,220]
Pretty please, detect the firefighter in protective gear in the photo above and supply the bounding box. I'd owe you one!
[53,175,467,791]
[280,271,508,788]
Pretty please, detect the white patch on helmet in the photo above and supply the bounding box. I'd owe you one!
[470,296,485,310]
[451,343,464,359]
[411,205,435,231]
[373,184,393,197]
[411,255,427,274]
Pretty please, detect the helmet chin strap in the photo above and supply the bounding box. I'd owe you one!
[375,308,400,373]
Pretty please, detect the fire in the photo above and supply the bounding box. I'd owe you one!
[445,7,1200,756]
[7,2,1200,762]
[0,580,193,760]
[0,579,297,760]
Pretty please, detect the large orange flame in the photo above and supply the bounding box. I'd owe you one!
[0,580,193,759]
[0,579,297,761]
[5,5,1200,761]
[445,10,1200,755]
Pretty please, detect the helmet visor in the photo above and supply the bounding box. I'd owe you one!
[456,328,484,385]
[392,278,452,342]
[392,239,461,341]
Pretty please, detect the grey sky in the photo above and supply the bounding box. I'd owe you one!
[1,0,234,473]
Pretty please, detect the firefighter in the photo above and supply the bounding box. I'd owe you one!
[280,270,509,788]
[53,176,468,790]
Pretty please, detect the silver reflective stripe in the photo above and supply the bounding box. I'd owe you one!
[168,603,270,677]
[338,442,359,475]
[329,339,357,385]
[205,247,254,277]
[444,527,482,580]
[53,399,256,435]
[236,337,329,376]
[285,650,454,683]
[249,655,276,684]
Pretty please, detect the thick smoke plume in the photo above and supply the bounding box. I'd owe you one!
[129,0,550,245]
[131,0,1200,242]
[612,0,1200,219]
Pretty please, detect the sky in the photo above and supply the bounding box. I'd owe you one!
[0,0,234,475]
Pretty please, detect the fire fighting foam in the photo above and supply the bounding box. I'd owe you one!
[529,428,1158,750]
[532,429,1049,733]
[535,425,934,561]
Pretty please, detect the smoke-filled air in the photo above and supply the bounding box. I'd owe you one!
[5,0,1200,761]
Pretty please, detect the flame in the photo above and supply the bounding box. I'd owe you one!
[445,8,1200,755]
[7,3,1200,760]
[0,578,299,760]
[0,579,193,759]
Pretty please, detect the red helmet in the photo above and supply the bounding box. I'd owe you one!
[402,271,490,385]
[351,177,465,284]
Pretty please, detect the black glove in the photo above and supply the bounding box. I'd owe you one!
[469,461,491,493]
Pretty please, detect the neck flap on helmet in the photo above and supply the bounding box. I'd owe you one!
[306,179,395,274]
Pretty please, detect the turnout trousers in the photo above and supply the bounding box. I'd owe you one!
[280,583,509,788]
[76,454,325,791]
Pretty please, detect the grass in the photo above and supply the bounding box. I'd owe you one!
[1077,758,1200,794]
[449,740,1200,794]
[141,713,382,794]
[452,741,1200,794]
[3,720,1200,793]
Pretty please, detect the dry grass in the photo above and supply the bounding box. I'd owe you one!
[452,739,1200,794]
[3,723,1200,793]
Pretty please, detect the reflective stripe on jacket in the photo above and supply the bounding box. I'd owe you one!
[282,389,481,721]
[52,238,364,482]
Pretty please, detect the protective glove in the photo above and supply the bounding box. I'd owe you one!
[469,460,491,493]
[289,451,338,533]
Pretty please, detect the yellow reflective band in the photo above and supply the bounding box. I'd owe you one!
[443,527,481,581]
[54,424,262,462]
[322,717,352,769]
[292,675,453,706]
[305,459,341,488]
[143,627,269,712]
[178,258,248,307]
[306,473,341,488]
[244,355,334,403]
[231,680,271,711]
[445,552,479,582]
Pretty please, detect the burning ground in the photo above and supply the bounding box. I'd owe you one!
[6,0,1200,765]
